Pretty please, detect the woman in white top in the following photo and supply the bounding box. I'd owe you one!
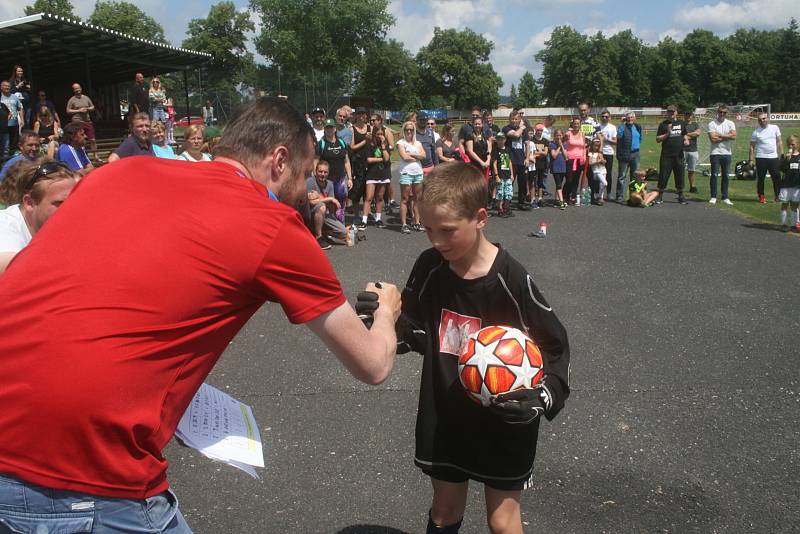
[396,121,425,234]
[179,125,212,162]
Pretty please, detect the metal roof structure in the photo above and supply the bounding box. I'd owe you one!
[0,12,211,86]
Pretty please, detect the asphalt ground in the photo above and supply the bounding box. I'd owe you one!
[164,174,799,534]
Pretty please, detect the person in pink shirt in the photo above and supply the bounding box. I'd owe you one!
[564,117,587,205]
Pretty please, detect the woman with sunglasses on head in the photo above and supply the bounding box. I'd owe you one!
[465,116,492,183]
[359,128,391,229]
[148,77,167,124]
[564,117,587,205]
[397,121,425,234]
[0,159,78,273]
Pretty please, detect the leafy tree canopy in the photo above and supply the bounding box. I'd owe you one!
[89,1,167,43]
[24,0,78,19]
[416,27,503,110]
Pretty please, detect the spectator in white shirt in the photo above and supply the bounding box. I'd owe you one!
[708,104,737,205]
[749,112,783,203]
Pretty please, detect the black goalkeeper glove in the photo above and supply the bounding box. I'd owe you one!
[355,289,380,328]
[489,384,553,425]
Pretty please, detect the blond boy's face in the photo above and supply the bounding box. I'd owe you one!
[420,204,486,263]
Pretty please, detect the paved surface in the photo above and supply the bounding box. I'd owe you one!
[164,179,799,533]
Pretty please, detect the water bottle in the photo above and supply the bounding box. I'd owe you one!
[581,187,591,206]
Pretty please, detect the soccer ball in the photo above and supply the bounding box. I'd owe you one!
[457,325,544,407]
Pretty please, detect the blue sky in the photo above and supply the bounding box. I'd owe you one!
[3,0,798,91]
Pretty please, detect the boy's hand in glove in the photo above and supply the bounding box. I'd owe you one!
[355,285,380,328]
[490,384,553,424]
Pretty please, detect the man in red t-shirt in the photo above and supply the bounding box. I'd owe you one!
[0,97,401,533]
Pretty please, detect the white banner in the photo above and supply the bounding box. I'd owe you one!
[769,113,800,121]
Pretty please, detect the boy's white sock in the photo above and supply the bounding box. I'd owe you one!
[361,215,368,224]
[375,212,381,221]
[793,207,799,226]
[780,209,788,226]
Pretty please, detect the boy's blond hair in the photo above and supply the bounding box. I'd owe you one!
[634,169,647,181]
[419,162,486,219]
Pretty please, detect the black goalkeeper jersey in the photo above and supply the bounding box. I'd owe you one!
[397,246,570,486]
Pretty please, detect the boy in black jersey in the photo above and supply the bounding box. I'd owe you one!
[396,162,570,533]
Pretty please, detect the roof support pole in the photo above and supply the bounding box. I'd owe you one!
[84,53,93,95]
[23,39,33,85]
[183,69,190,123]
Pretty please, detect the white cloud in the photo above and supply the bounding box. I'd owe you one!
[673,0,800,34]
[582,20,638,37]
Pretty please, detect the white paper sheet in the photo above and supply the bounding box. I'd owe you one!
[175,383,264,478]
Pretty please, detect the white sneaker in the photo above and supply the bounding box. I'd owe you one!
[709,198,717,205]
[722,198,733,205]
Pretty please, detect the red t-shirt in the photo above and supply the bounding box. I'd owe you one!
[0,157,345,499]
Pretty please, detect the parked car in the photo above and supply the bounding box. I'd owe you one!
[176,116,205,127]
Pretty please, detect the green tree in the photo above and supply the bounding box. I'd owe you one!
[535,26,591,106]
[648,37,694,109]
[607,30,649,106]
[516,72,541,107]
[249,0,393,96]
[182,2,255,104]
[580,32,621,107]
[356,39,420,110]
[24,0,78,18]
[415,27,503,110]
[89,1,167,43]
[680,29,733,106]
[508,83,518,105]
[772,18,800,110]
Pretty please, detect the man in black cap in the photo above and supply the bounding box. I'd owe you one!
[655,105,689,204]
[311,107,326,142]
[415,111,438,176]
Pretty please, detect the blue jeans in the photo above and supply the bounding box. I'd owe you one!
[616,151,640,201]
[0,474,192,533]
[710,154,731,200]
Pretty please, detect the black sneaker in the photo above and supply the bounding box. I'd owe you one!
[375,219,385,229]
[517,204,531,211]
[678,195,689,205]
[401,224,411,234]
[356,221,367,230]
[654,194,663,205]
[317,237,331,250]
[413,223,425,232]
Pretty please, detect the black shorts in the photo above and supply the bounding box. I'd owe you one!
[421,464,530,491]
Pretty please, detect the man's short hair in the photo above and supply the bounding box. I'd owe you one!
[508,110,519,119]
[19,130,39,146]
[601,109,610,115]
[213,97,314,172]
[718,104,728,112]
[130,112,150,123]
[419,162,486,220]
[315,160,330,170]
[471,105,482,113]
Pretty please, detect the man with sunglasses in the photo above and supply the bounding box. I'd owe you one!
[749,112,782,203]
[0,161,77,272]
[708,104,737,205]
[0,131,40,180]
